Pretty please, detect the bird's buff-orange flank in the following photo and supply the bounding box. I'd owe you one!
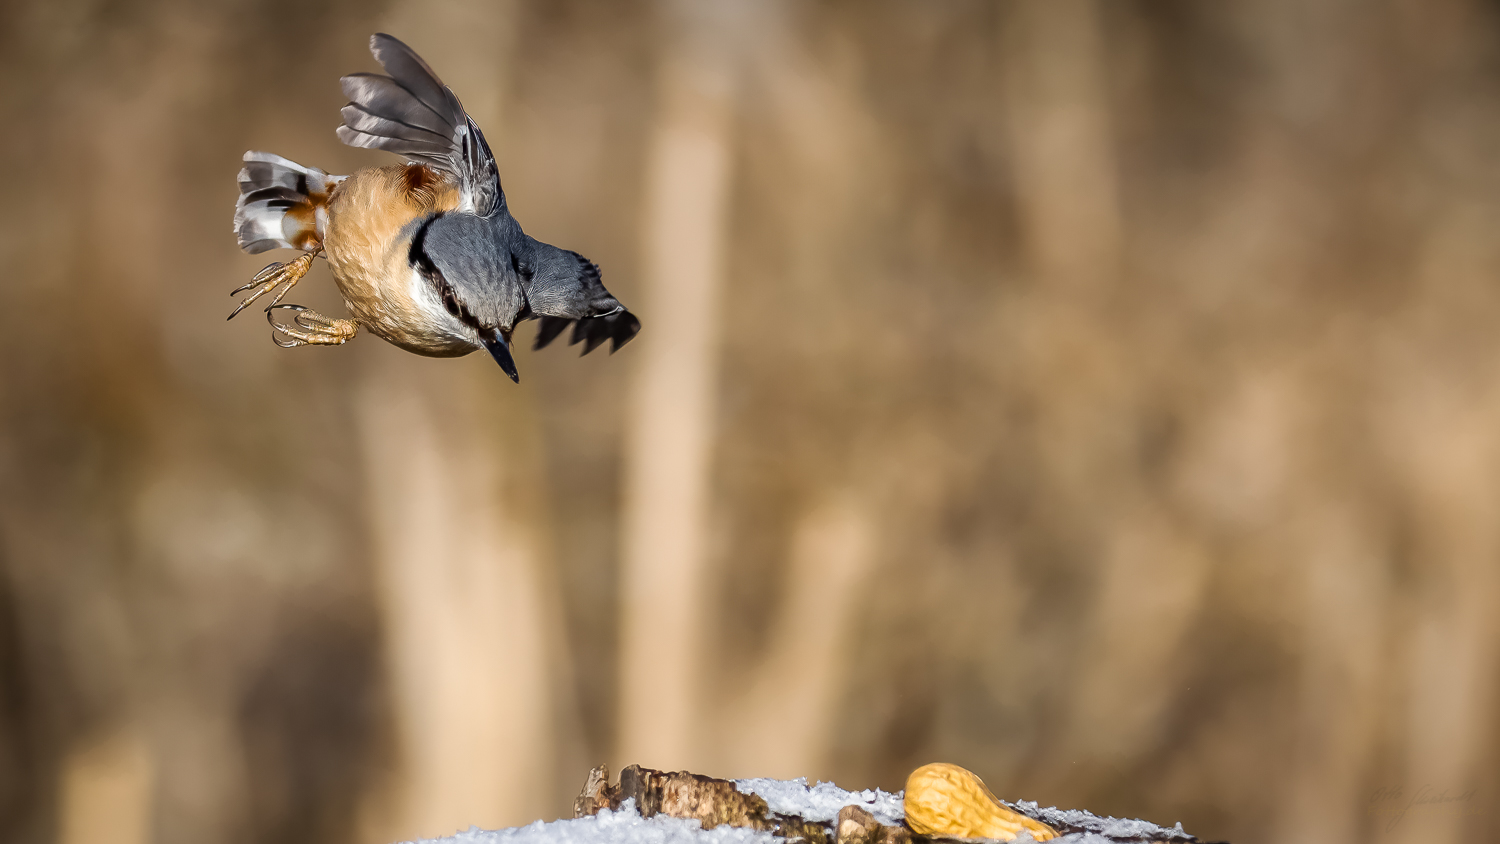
[903,763,1058,842]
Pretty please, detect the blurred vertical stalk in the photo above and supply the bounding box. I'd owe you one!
[357,372,557,838]
[1001,0,1160,793]
[1002,0,1121,293]
[57,728,153,844]
[1374,230,1500,844]
[617,0,742,772]
[1279,506,1385,844]
[357,3,574,839]
[709,3,879,780]
[721,499,872,779]
[68,14,236,844]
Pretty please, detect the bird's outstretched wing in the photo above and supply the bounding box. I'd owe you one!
[337,33,503,217]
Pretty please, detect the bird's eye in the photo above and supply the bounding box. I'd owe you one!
[440,285,461,318]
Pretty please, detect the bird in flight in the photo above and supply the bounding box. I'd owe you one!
[230,33,640,382]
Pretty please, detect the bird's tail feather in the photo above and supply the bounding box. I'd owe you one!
[233,152,345,254]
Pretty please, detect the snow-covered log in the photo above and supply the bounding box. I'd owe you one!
[405,765,1212,844]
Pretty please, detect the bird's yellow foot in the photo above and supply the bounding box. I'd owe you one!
[266,304,358,347]
[229,250,318,320]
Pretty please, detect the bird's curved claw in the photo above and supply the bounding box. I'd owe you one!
[229,251,318,320]
[266,303,358,348]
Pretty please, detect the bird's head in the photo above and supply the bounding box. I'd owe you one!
[518,240,623,320]
[410,213,530,381]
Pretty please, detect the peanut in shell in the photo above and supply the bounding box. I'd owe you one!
[902,763,1058,842]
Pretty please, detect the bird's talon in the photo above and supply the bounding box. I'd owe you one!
[263,282,299,312]
[228,251,318,320]
[266,302,357,347]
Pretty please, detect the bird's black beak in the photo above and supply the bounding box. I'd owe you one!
[481,327,520,383]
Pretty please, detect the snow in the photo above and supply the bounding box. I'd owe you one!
[406,779,1196,844]
[411,801,776,844]
[1003,800,1195,843]
[734,777,906,827]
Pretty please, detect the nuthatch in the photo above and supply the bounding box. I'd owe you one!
[230,33,640,382]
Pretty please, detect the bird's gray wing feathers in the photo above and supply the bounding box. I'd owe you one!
[522,240,642,355]
[532,313,642,355]
[337,33,503,216]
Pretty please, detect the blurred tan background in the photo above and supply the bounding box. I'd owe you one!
[1,1,1497,843]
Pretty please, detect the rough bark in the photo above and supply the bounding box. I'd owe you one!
[573,764,907,844]
[835,806,912,844]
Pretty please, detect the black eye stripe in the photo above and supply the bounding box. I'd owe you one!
[435,277,481,329]
[408,213,443,280]
[409,213,484,330]
[440,284,462,318]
